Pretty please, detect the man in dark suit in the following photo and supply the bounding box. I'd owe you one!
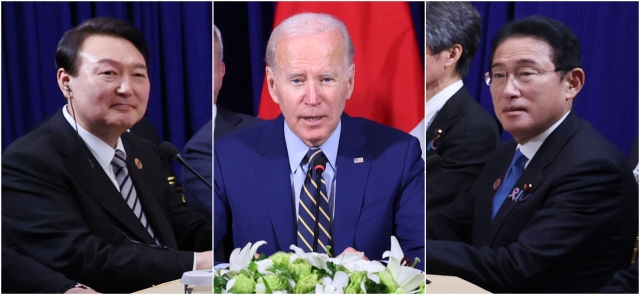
[182,25,260,219]
[215,13,425,268]
[424,16,638,292]
[2,18,212,293]
[425,2,501,216]
[2,246,99,294]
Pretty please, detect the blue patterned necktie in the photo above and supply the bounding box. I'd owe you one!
[492,149,528,219]
[111,149,158,243]
[297,149,332,254]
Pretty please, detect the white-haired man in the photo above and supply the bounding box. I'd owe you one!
[214,13,425,268]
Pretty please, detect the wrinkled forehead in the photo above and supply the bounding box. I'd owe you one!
[274,33,348,68]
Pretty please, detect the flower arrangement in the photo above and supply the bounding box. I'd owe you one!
[214,236,425,294]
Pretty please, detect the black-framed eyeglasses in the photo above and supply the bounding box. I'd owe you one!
[484,68,568,87]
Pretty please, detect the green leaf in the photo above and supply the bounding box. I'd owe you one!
[364,278,387,294]
[259,273,273,294]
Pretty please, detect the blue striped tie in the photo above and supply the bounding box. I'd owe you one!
[297,149,332,254]
[111,149,158,243]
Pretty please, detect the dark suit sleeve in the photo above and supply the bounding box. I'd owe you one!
[426,111,500,216]
[2,150,195,293]
[2,246,77,294]
[426,157,631,292]
[213,148,231,262]
[181,120,212,219]
[394,137,426,270]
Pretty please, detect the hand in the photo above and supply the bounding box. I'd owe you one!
[195,250,213,270]
[338,247,368,260]
[64,287,100,294]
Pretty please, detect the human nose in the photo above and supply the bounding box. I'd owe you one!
[303,81,320,105]
[116,77,133,97]
[500,73,521,98]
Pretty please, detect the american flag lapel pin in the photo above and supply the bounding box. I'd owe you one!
[354,157,364,164]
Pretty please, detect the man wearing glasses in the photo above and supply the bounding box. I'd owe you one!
[424,16,637,293]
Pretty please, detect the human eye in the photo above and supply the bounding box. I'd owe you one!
[492,71,507,79]
[517,68,539,77]
[133,72,147,78]
[291,77,304,84]
[101,70,117,76]
[321,77,335,83]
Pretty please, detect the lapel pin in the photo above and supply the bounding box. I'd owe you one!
[135,158,143,169]
[493,178,501,190]
[427,129,444,152]
[508,187,523,201]
[354,157,364,164]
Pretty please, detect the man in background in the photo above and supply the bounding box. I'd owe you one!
[425,2,500,216]
[181,24,261,219]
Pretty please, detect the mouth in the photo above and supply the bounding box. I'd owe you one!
[111,103,134,110]
[503,106,526,115]
[301,116,325,124]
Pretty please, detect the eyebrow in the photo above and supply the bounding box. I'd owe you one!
[96,58,147,70]
[491,58,540,69]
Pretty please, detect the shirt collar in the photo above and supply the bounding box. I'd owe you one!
[285,119,340,173]
[518,110,571,167]
[426,79,463,121]
[62,104,126,169]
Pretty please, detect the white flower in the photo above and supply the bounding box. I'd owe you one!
[229,240,267,272]
[315,271,349,294]
[289,244,331,269]
[256,259,274,274]
[382,236,424,292]
[342,259,386,274]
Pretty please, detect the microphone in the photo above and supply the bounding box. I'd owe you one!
[314,153,328,174]
[159,141,212,189]
[425,154,442,171]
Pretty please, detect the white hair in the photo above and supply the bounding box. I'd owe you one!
[265,12,354,71]
[214,24,223,62]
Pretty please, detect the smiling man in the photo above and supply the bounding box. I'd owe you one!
[214,12,425,269]
[424,16,638,292]
[2,17,212,293]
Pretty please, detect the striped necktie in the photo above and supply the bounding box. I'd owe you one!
[111,149,157,243]
[297,149,332,254]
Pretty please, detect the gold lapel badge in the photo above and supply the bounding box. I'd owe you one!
[134,158,143,169]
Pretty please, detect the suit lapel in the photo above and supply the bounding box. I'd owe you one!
[426,86,468,155]
[215,107,243,140]
[122,133,177,247]
[334,114,371,253]
[485,112,582,245]
[51,112,156,244]
[255,115,297,251]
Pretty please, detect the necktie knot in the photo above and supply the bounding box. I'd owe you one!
[512,149,528,169]
[112,149,127,168]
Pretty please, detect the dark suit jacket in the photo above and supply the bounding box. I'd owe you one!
[214,106,263,140]
[2,110,212,293]
[2,246,76,293]
[425,111,638,292]
[182,107,262,219]
[599,260,638,293]
[214,113,425,269]
[426,86,500,216]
